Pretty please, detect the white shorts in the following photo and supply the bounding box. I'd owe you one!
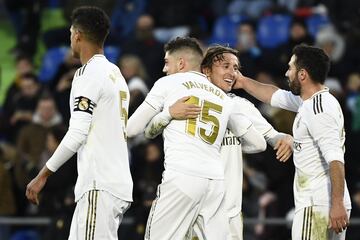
[292,206,351,240]
[145,169,229,240]
[68,190,131,240]
[193,211,243,240]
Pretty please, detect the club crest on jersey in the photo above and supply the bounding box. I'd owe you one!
[74,96,96,114]
[293,141,302,151]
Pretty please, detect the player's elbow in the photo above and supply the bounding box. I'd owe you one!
[249,138,267,153]
[241,130,267,154]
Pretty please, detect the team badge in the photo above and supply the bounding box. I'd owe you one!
[74,96,96,114]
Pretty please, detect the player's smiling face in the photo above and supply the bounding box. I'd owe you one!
[204,53,239,93]
[286,55,301,95]
[163,51,179,75]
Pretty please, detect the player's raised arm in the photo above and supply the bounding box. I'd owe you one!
[233,71,279,104]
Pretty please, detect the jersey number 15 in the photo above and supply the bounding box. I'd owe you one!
[185,96,222,145]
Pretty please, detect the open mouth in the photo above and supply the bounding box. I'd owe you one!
[224,78,234,84]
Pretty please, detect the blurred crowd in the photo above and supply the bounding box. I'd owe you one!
[0,0,360,239]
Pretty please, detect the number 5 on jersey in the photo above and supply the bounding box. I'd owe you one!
[185,96,222,145]
[119,91,128,140]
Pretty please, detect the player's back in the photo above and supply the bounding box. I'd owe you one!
[145,71,235,179]
[70,55,133,202]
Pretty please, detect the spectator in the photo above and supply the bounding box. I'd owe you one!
[131,141,164,239]
[3,73,42,143]
[4,0,42,57]
[275,18,314,78]
[119,54,149,116]
[315,25,349,84]
[121,14,164,86]
[14,95,63,202]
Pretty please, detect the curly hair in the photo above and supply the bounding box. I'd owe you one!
[71,6,110,46]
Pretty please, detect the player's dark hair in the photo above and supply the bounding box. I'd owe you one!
[164,37,203,57]
[71,6,110,46]
[201,45,240,71]
[292,44,330,84]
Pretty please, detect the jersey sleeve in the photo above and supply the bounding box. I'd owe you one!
[144,79,167,112]
[127,101,160,138]
[306,110,344,164]
[228,110,267,153]
[72,72,102,115]
[45,70,102,172]
[236,97,273,135]
[144,107,172,139]
[271,89,302,112]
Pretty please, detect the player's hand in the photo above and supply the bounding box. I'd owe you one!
[169,96,201,120]
[233,70,245,90]
[329,203,349,234]
[274,135,293,162]
[26,175,47,205]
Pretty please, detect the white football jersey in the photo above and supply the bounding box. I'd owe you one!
[222,94,276,217]
[145,71,252,179]
[70,55,133,202]
[271,88,351,212]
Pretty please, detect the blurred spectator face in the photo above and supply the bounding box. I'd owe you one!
[119,56,139,80]
[290,22,307,41]
[136,15,154,40]
[145,143,161,163]
[16,58,33,76]
[203,53,239,93]
[237,24,256,50]
[320,41,335,58]
[347,73,360,91]
[19,76,39,97]
[36,98,57,123]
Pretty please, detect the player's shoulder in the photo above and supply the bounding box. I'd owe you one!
[228,94,255,106]
[303,89,340,116]
[75,55,114,79]
[74,64,88,78]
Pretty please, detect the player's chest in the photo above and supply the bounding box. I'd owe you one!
[292,111,311,140]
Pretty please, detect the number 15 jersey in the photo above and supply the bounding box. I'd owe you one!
[145,71,252,180]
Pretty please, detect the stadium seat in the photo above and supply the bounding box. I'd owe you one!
[257,14,292,49]
[38,46,69,83]
[306,14,330,37]
[104,46,121,64]
[208,14,247,47]
[10,230,40,240]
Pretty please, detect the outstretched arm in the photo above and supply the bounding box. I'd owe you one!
[233,72,279,104]
[127,102,159,138]
[228,113,266,153]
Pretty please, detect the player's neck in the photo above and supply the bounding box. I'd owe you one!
[79,43,104,65]
[301,83,325,100]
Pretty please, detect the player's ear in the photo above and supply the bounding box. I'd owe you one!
[298,69,306,81]
[178,57,185,71]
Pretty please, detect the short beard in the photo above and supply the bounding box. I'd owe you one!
[289,75,301,96]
